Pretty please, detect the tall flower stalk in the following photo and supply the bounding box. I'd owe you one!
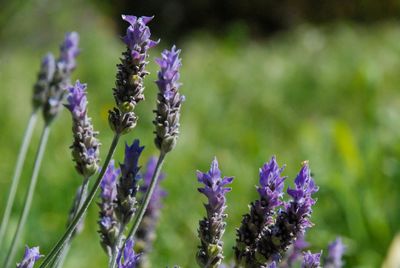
[39,14,156,267]
[196,158,234,268]
[0,52,55,248]
[4,32,79,268]
[125,45,183,245]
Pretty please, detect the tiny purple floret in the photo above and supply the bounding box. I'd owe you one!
[16,246,43,268]
[302,251,321,268]
[117,238,141,268]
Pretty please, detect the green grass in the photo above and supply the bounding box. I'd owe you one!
[1,1,400,267]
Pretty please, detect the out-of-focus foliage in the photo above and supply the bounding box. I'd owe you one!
[93,0,400,40]
[0,1,400,268]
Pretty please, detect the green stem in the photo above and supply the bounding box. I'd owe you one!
[109,222,125,268]
[124,152,166,244]
[39,134,120,268]
[0,111,38,248]
[53,178,90,268]
[4,124,50,268]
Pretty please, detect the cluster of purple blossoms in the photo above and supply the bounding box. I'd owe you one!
[43,32,80,123]
[117,238,141,268]
[32,53,56,110]
[135,157,166,266]
[154,46,184,153]
[16,246,43,268]
[98,160,121,255]
[235,156,286,265]
[115,140,145,224]
[109,15,158,135]
[65,81,100,178]
[301,251,321,268]
[196,158,234,267]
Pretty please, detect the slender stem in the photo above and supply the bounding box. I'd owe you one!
[124,152,166,244]
[53,178,90,268]
[4,124,50,268]
[109,222,125,268]
[39,134,120,268]
[0,111,38,248]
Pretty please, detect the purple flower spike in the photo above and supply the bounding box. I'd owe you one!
[302,251,322,268]
[98,160,120,256]
[117,238,141,268]
[16,246,43,268]
[325,237,346,268]
[110,15,157,135]
[59,32,80,71]
[32,53,56,109]
[196,158,233,267]
[153,46,184,153]
[65,81,100,178]
[255,161,319,266]
[235,156,286,265]
[43,32,80,123]
[122,15,158,61]
[116,139,144,224]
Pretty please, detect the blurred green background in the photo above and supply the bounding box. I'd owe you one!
[0,0,400,267]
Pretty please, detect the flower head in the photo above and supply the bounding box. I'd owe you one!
[59,32,80,71]
[16,246,43,268]
[196,158,233,267]
[258,156,286,208]
[325,237,346,268]
[116,139,144,224]
[153,46,184,153]
[32,53,56,109]
[66,81,100,177]
[302,251,321,268]
[117,238,141,268]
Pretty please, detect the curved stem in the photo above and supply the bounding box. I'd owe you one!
[4,124,50,268]
[53,178,90,268]
[39,134,120,268]
[109,222,125,268]
[124,152,166,244]
[0,111,38,248]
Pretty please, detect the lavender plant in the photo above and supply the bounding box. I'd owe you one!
[16,246,43,268]
[196,158,234,268]
[3,32,80,268]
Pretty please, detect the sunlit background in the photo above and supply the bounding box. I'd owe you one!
[1,0,400,267]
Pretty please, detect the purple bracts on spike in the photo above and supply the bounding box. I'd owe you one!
[65,81,100,177]
[255,162,318,265]
[117,238,141,268]
[32,53,56,109]
[153,46,184,153]
[302,251,321,268]
[109,15,157,134]
[196,158,233,268]
[116,140,144,224]
[135,157,166,266]
[235,156,286,265]
[16,246,43,268]
[59,32,80,71]
[98,160,120,256]
[324,238,346,268]
[43,32,80,123]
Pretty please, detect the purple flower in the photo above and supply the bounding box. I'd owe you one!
[110,15,157,135]
[98,160,120,255]
[59,32,80,71]
[16,246,43,268]
[65,81,100,177]
[302,251,321,268]
[268,262,277,268]
[121,15,158,61]
[325,237,346,268]
[235,156,286,265]
[281,235,309,268]
[43,32,80,123]
[117,238,141,268]
[255,161,319,265]
[116,140,144,224]
[32,53,56,109]
[153,46,184,153]
[196,158,233,267]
